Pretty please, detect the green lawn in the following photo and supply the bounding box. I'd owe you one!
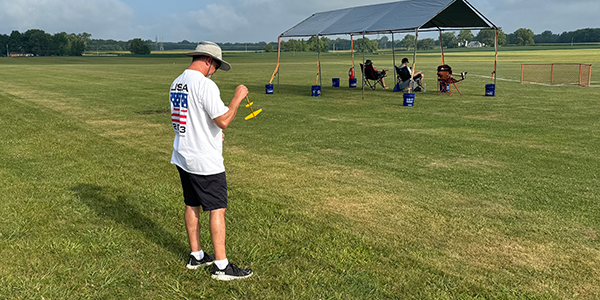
[0,48,599,299]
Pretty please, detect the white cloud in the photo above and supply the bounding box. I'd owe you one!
[1,0,598,42]
[0,0,135,38]
[188,3,249,33]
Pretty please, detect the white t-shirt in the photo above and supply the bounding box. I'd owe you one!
[170,69,229,175]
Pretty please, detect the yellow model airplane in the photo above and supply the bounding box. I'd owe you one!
[244,96,262,120]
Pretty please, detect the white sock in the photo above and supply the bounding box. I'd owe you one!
[191,250,204,260]
[214,258,229,270]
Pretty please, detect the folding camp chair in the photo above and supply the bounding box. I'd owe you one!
[360,63,386,90]
[437,65,467,96]
[394,65,424,92]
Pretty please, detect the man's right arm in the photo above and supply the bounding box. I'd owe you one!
[213,85,248,129]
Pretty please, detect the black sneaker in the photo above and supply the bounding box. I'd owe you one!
[186,253,215,270]
[211,262,253,281]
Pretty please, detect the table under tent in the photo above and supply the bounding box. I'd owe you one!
[268,0,498,98]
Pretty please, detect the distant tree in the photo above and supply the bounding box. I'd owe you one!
[558,28,600,43]
[506,33,515,44]
[378,36,389,49]
[514,28,535,46]
[0,34,8,56]
[534,30,559,43]
[307,36,329,52]
[282,39,306,52]
[400,34,415,50]
[354,37,378,53]
[417,38,436,50]
[476,28,507,47]
[23,29,52,55]
[68,34,87,56]
[51,32,70,56]
[9,30,24,53]
[263,43,274,52]
[332,37,351,51]
[129,38,151,55]
[457,30,474,46]
[439,32,458,48]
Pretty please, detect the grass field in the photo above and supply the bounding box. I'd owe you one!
[1,47,599,299]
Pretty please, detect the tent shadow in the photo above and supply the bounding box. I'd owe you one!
[72,183,187,258]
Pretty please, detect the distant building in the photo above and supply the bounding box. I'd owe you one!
[467,41,485,48]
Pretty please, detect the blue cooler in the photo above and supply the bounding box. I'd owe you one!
[332,78,340,87]
[485,84,495,97]
[403,93,415,107]
[311,85,321,97]
[349,78,357,88]
[265,84,274,94]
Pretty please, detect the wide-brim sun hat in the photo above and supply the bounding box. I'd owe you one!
[185,41,231,71]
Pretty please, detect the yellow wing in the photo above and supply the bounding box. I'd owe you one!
[245,109,263,120]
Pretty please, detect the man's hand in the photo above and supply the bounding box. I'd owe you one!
[213,85,248,129]
[234,85,249,100]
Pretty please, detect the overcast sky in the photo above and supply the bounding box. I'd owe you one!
[0,0,598,42]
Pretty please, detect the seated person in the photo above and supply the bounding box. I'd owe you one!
[399,58,424,91]
[365,59,388,89]
[437,64,467,91]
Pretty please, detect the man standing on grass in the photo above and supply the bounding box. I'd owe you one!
[169,41,253,281]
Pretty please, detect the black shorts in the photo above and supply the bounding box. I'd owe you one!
[177,166,228,211]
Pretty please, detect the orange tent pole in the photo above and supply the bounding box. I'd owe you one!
[351,35,355,70]
[269,37,281,85]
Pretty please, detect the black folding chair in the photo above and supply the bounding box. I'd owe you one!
[394,65,412,92]
[394,65,423,92]
[360,63,386,90]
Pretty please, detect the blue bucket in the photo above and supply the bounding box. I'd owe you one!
[403,93,415,107]
[349,78,357,88]
[265,84,274,94]
[311,85,321,97]
[332,78,340,87]
[485,84,495,97]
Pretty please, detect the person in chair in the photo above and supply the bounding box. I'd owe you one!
[365,59,388,89]
[399,58,424,91]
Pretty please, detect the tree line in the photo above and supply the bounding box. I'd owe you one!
[3,27,600,57]
[1,30,89,56]
[275,27,600,52]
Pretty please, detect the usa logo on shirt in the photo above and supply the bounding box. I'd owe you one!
[170,92,188,136]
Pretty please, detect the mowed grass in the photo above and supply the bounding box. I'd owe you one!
[0,47,599,299]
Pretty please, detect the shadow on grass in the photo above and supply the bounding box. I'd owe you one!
[72,183,187,257]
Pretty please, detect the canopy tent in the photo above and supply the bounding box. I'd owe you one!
[269,0,498,97]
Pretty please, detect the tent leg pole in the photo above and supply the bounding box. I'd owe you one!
[351,35,354,72]
[362,34,365,100]
[392,32,396,87]
[494,28,498,87]
[439,29,445,65]
[409,29,418,94]
[317,35,322,94]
